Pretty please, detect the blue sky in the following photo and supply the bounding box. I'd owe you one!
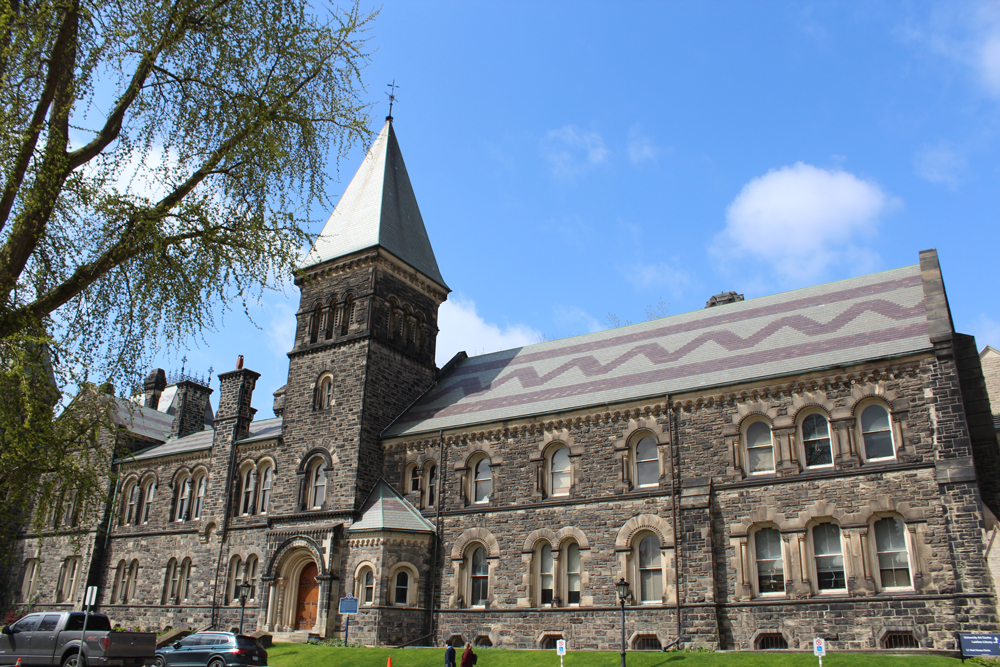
[153,1,1000,415]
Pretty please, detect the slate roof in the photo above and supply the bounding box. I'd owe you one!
[130,417,283,461]
[350,480,435,533]
[300,120,447,289]
[114,400,174,442]
[385,264,933,437]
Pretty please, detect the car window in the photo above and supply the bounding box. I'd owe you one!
[179,636,206,647]
[204,635,228,645]
[65,614,111,632]
[12,616,41,633]
[235,637,259,649]
[37,616,61,632]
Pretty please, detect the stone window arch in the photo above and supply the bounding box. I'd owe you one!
[55,556,81,603]
[615,514,673,605]
[531,539,555,606]
[137,474,157,524]
[120,477,140,525]
[123,559,139,603]
[742,416,775,475]
[388,562,418,607]
[635,532,664,603]
[309,301,323,343]
[855,399,896,462]
[162,557,179,604]
[239,463,257,516]
[19,559,39,602]
[451,528,500,608]
[468,453,492,505]
[191,470,208,520]
[110,559,127,602]
[257,462,274,514]
[226,554,243,604]
[388,297,400,338]
[425,463,437,508]
[797,407,833,468]
[341,293,355,336]
[414,313,426,349]
[245,554,259,600]
[324,295,338,339]
[171,469,193,522]
[314,372,335,409]
[809,520,847,593]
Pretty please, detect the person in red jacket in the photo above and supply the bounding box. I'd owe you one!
[460,642,476,667]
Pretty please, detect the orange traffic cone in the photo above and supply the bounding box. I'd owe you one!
[386,658,392,667]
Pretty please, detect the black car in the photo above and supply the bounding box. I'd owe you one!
[154,633,266,667]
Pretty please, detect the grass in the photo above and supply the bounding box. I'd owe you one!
[267,642,972,667]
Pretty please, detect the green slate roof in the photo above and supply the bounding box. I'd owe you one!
[300,120,447,289]
[350,479,435,533]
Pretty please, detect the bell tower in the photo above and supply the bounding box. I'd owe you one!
[277,119,449,515]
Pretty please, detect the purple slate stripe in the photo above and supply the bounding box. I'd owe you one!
[423,299,925,406]
[395,321,930,427]
[447,273,922,378]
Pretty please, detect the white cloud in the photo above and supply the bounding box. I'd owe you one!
[436,296,541,364]
[552,305,603,336]
[714,162,896,283]
[914,143,965,188]
[624,260,690,295]
[541,125,608,180]
[628,124,660,164]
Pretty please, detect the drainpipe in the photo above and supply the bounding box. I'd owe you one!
[667,395,681,645]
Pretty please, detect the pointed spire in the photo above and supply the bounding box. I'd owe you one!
[300,120,447,289]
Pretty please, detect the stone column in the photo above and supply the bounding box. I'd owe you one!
[275,578,287,631]
[316,574,332,636]
[264,579,277,630]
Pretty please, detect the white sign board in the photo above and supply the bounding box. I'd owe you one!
[85,586,98,606]
[556,639,566,656]
[813,637,826,656]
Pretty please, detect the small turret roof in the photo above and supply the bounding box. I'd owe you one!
[350,479,435,533]
[300,120,447,289]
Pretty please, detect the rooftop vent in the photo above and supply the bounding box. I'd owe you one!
[705,291,744,308]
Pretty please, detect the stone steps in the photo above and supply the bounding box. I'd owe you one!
[269,631,315,644]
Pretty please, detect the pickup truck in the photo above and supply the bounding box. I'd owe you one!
[0,612,155,667]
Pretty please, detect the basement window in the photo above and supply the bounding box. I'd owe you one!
[756,633,788,650]
[883,632,919,649]
[633,635,662,651]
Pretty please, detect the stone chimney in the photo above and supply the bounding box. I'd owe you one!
[705,291,744,308]
[143,368,167,409]
[216,365,260,443]
[169,380,214,439]
[273,385,286,418]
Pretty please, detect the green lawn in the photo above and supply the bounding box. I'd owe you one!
[267,642,972,667]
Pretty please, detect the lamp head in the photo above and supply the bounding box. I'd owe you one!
[239,581,252,602]
[615,578,630,601]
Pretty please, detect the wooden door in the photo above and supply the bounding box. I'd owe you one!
[295,563,319,631]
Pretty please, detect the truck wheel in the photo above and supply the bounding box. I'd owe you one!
[63,654,85,667]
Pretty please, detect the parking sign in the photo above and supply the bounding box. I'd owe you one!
[556,639,566,656]
[813,637,826,656]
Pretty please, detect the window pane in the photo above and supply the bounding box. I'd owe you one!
[813,524,845,590]
[551,471,571,495]
[363,570,373,602]
[636,437,657,461]
[551,449,570,495]
[567,543,580,572]
[395,572,408,604]
[552,449,570,472]
[472,576,488,605]
[748,446,774,473]
[802,414,828,441]
[755,528,782,560]
[747,422,772,448]
[755,529,783,593]
[637,460,659,487]
[38,615,61,632]
[639,569,663,602]
[802,414,833,466]
[861,405,890,432]
[474,459,492,503]
[472,547,488,575]
[875,517,911,588]
[540,543,553,603]
[639,536,661,568]
[540,545,553,574]
[864,430,894,459]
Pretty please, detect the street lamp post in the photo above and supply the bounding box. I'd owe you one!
[238,581,252,635]
[616,578,630,667]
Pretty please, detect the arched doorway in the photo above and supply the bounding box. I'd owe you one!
[295,562,319,630]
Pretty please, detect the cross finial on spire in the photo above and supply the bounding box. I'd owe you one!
[386,80,399,122]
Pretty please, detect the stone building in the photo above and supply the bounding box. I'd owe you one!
[13,118,1000,652]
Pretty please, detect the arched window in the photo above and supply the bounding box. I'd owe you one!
[316,375,334,409]
[56,557,80,603]
[325,297,338,339]
[634,436,659,487]
[19,559,39,602]
[753,527,784,594]
[162,558,179,604]
[410,466,421,494]
[124,560,139,603]
[122,481,139,525]
[426,464,437,507]
[356,566,374,604]
[192,475,207,520]
[258,466,273,514]
[111,560,126,602]
[812,523,845,591]
[62,488,78,527]
[472,457,492,504]
[538,543,554,605]
[308,460,327,509]
[801,413,832,467]
[140,480,156,523]
[178,558,192,601]
[565,541,582,605]
[745,420,775,475]
[240,468,257,515]
[309,301,322,343]
[394,570,410,605]
[341,295,354,336]
[470,546,489,606]
[175,477,191,522]
[860,404,895,460]
[245,555,259,599]
[549,447,571,497]
[637,534,663,603]
[873,517,911,589]
[227,555,243,604]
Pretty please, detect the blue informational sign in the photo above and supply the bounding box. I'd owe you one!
[960,634,1000,656]
[339,597,359,615]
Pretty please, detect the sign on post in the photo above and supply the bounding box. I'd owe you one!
[338,597,359,615]
[85,586,97,606]
[556,639,566,655]
[960,634,1000,658]
[813,637,826,667]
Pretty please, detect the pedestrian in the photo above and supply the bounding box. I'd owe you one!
[445,639,456,667]
[460,641,477,667]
